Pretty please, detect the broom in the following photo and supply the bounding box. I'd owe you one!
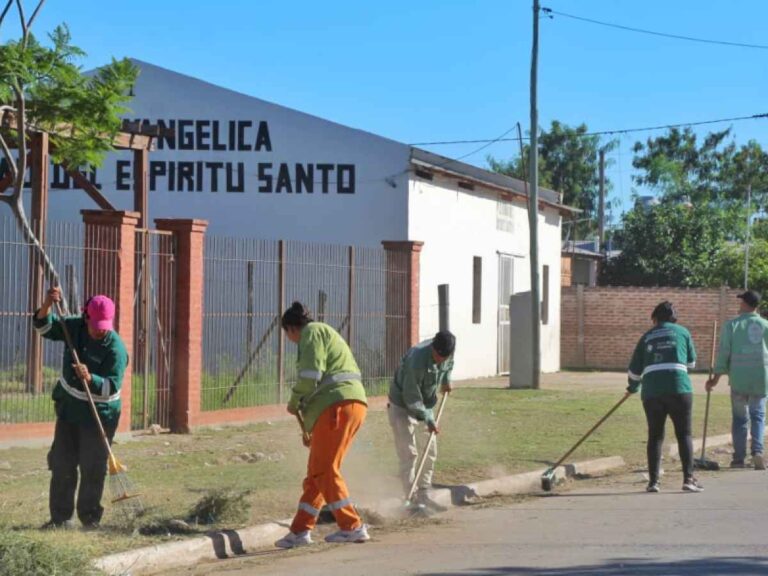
[694,320,720,471]
[54,302,144,519]
[541,391,631,491]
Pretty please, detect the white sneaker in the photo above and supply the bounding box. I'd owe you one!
[324,524,370,543]
[682,478,704,493]
[753,453,766,470]
[275,530,313,549]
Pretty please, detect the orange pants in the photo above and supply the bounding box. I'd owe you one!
[290,400,367,533]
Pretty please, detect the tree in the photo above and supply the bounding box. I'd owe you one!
[0,0,137,292]
[488,120,616,238]
[600,201,738,287]
[632,128,768,210]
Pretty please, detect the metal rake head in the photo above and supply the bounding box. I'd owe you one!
[108,458,145,520]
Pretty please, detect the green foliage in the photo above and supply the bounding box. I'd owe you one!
[713,239,768,299]
[600,201,740,287]
[603,127,768,288]
[488,120,616,237]
[0,530,103,576]
[632,128,768,207]
[0,23,137,170]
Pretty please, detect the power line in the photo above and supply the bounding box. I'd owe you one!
[408,113,768,147]
[541,7,768,50]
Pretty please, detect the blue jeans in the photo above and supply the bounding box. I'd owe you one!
[731,391,767,461]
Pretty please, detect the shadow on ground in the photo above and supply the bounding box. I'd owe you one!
[420,556,768,576]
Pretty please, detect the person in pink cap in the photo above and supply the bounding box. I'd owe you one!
[33,286,128,530]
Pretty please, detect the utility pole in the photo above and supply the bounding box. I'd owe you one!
[528,0,541,389]
[598,148,606,252]
[745,182,752,290]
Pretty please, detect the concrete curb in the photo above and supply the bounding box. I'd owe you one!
[94,455,625,576]
[668,433,732,459]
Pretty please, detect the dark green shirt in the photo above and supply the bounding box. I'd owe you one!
[627,322,696,400]
[389,339,454,424]
[33,311,128,427]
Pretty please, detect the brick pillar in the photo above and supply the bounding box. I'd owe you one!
[156,218,208,433]
[381,241,423,374]
[26,132,49,394]
[81,210,139,434]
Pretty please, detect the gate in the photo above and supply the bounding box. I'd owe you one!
[497,253,515,374]
[132,229,176,430]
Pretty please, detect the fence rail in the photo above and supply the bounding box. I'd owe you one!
[202,236,409,412]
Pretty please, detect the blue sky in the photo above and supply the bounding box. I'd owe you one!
[20,0,768,228]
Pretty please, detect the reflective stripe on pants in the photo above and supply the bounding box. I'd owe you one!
[290,400,367,533]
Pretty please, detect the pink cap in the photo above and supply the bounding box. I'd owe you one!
[85,295,115,331]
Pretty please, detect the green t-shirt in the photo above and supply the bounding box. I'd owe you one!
[627,322,696,400]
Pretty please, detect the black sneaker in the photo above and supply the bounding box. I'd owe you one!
[40,519,75,531]
[416,491,448,513]
[646,481,661,493]
[730,460,746,469]
[682,478,704,493]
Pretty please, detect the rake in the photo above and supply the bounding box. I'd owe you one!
[54,302,144,519]
[694,320,720,471]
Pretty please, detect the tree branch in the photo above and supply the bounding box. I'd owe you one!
[14,0,25,37]
[26,0,44,29]
[12,82,26,200]
[0,0,13,30]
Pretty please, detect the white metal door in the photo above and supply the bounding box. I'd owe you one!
[497,254,515,374]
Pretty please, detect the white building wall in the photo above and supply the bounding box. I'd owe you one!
[40,60,410,246]
[408,172,561,379]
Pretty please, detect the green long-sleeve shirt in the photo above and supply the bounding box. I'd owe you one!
[714,312,768,396]
[389,340,453,424]
[33,311,128,427]
[287,322,367,433]
[627,322,696,400]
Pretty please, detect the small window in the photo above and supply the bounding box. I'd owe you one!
[415,169,434,181]
[458,181,475,191]
[472,256,482,324]
[496,198,515,233]
[542,265,550,325]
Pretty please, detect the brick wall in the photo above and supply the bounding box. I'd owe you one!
[561,286,743,370]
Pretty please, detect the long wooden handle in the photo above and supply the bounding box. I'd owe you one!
[54,302,115,458]
[406,391,449,502]
[701,320,718,458]
[295,412,311,447]
[550,392,631,471]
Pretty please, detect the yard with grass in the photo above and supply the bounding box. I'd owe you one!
[0,373,735,569]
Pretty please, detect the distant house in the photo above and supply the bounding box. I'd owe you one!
[561,241,603,287]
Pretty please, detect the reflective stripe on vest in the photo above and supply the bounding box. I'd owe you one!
[642,363,689,377]
[57,377,121,404]
[300,372,362,408]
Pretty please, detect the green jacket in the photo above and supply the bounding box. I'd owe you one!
[33,311,128,428]
[389,340,454,424]
[714,312,768,396]
[627,322,696,400]
[287,322,367,433]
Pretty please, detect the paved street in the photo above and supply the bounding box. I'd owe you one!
[168,467,768,576]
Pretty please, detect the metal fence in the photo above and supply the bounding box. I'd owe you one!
[0,216,119,424]
[132,229,176,430]
[202,236,409,411]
